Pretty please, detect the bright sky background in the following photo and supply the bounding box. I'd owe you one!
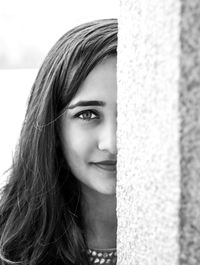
[0,0,118,68]
[0,0,118,186]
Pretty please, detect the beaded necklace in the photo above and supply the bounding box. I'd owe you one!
[86,247,117,264]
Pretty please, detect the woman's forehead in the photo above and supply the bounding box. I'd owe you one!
[69,57,117,105]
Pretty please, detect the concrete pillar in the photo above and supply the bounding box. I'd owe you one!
[117,0,200,264]
[179,0,200,264]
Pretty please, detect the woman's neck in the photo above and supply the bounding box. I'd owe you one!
[81,185,117,249]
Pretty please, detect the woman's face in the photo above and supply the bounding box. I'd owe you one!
[60,57,117,195]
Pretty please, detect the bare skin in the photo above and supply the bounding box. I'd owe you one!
[81,184,117,249]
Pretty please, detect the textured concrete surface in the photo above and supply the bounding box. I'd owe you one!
[117,0,181,264]
[179,0,200,264]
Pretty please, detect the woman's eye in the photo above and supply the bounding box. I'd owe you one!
[75,110,99,121]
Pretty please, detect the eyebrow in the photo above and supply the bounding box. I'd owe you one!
[67,100,106,109]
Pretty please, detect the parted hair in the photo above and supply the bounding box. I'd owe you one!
[0,19,117,265]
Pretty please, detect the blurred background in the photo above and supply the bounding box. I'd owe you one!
[0,0,118,186]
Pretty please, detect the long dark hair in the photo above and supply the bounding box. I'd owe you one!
[0,19,117,265]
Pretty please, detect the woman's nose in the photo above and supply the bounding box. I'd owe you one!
[97,118,117,155]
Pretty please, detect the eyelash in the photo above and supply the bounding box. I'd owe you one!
[74,110,100,122]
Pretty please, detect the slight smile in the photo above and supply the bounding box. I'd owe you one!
[91,161,117,172]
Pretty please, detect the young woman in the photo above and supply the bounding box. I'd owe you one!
[0,19,117,265]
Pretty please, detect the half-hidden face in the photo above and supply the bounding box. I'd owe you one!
[60,57,117,195]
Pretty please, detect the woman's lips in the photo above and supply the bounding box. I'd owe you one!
[92,161,117,172]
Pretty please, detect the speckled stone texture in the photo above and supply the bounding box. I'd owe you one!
[179,0,200,264]
[117,1,181,264]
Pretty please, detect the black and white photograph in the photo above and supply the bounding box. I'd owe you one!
[0,0,200,264]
